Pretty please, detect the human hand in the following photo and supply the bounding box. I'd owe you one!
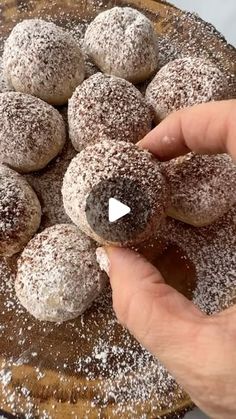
[96,100,236,419]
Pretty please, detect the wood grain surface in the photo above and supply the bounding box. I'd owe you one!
[0,1,235,418]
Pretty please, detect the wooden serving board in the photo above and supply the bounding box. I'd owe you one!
[0,1,235,418]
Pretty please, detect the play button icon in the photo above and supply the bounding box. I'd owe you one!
[85,177,152,245]
[108,198,131,222]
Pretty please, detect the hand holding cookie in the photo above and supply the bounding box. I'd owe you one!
[98,100,236,419]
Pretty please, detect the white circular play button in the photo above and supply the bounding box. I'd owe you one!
[108,198,131,223]
[85,177,152,244]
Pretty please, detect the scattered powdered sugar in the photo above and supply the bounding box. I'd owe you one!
[0,141,186,417]
[165,205,236,314]
[25,133,77,229]
[0,368,12,387]
[156,10,236,77]
[148,11,236,97]
[156,35,181,71]
[68,21,99,79]
[0,267,189,418]
[68,73,153,151]
[67,21,88,45]
[72,324,185,413]
[1,139,235,419]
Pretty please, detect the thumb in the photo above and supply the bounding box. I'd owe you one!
[96,246,208,381]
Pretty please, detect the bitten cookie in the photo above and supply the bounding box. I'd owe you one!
[62,140,168,246]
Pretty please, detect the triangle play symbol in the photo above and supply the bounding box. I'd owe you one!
[108,198,131,223]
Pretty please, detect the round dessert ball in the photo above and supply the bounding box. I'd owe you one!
[146,57,233,122]
[3,19,85,105]
[62,140,168,246]
[15,224,107,322]
[163,153,236,227]
[0,92,66,173]
[0,164,41,257]
[68,73,153,151]
[84,7,158,83]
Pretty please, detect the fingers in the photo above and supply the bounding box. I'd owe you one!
[97,246,207,380]
[96,245,236,417]
[139,100,236,161]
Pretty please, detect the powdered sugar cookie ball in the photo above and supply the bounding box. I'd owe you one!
[0,92,66,173]
[146,57,233,122]
[68,73,153,151]
[15,224,107,322]
[62,140,168,246]
[3,19,85,105]
[84,7,158,83]
[163,153,236,227]
[0,164,41,257]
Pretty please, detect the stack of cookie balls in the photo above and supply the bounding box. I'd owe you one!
[0,6,235,323]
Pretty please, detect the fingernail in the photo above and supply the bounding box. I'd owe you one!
[136,139,146,148]
[96,247,110,275]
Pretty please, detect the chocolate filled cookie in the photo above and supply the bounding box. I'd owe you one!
[62,140,168,246]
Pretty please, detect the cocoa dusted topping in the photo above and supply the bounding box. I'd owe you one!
[163,153,236,226]
[3,19,85,105]
[68,73,153,151]
[146,57,235,121]
[62,139,168,246]
[0,92,66,173]
[0,164,41,256]
[84,7,159,83]
[15,224,107,322]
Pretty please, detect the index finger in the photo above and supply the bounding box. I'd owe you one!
[139,100,236,161]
